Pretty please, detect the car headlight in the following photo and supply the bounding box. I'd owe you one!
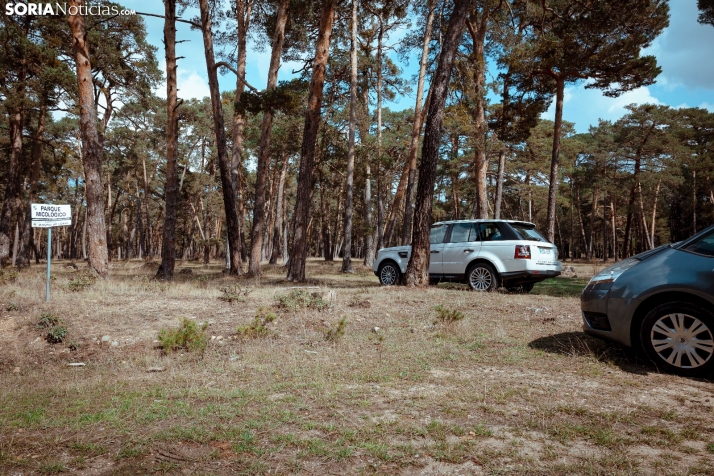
[589,258,640,285]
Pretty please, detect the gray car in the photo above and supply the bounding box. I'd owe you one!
[581,224,714,377]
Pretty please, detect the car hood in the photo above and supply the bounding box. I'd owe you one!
[378,245,411,253]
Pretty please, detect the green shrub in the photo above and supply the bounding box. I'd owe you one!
[276,289,328,311]
[67,271,96,292]
[37,312,62,329]
[158,317,209,354]
[6,303,19,311]
[237,308,277,338]
[325,317,347,342]
[46,326,67,344]
[434,305,465,324]
[0,267,19,285]
[219,285,252,304]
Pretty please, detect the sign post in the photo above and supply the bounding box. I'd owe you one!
[31,204,72,302]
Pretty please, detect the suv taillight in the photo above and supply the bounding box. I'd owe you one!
[514,245,531,259]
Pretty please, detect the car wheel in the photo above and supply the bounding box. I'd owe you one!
[639,302,714,378]
[378,261,400,286]
[507,283,534,294]
[467,263,499,292]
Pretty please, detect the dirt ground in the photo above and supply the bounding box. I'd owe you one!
[0,259,712,475]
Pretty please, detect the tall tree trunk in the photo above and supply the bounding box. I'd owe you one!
[586,188,599,260]
[611,197,617,261]
[403,0,436,245]
[622,159,641,257]
[68,0,109,277]
[198,0,242,275]
[546,76,565,243]
[383,161,410,246]
[270,155,288,264]
[287,0,337,282]
[494,148,507,219]
[404,0,471,286]
[650,178,661,248]
[375,12,386,251]
[157,0,180,280]
[341,0,359,273]
[249,0,289,275]
[18,96,47,268]
[467,11,489,219]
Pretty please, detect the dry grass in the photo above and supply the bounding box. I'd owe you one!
[0,258,713,475]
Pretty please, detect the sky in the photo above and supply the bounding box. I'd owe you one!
[121,0,714,134]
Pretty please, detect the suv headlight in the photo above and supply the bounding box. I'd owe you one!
[589,258,640,285]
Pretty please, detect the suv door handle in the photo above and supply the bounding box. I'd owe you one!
[464,249,474,253]
[430,250,440,254]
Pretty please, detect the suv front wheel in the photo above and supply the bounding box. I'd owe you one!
[466,263,499,292]
[378,261,401,286]
[639,302,714,377]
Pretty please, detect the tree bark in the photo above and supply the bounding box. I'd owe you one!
[403,0,436,245]
[494,147,506,219]
[546,76,565,242]
[404,0,471,286]
[270,155,288,264]
[467,11,489,219]
[586,188,599,260]
[341,0,359,273]
[287,0,337,282]
[198,0,242,275]
[157,0,181,280]
[249,0,289,276]
[650,178,661,248]
[68,0,109,277]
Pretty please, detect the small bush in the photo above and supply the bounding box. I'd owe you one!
[6,303,19,311]
[67,271,96,292]
[434,305,465,324]
[158,317,209,354]
[237,308,277,338]
[46,325,67,344]
[133,275,168,293]
[325,317,347,342]
[276,289,329,311]
[219,285,252,304]
[37,312,62,329]
[0,267,19,285]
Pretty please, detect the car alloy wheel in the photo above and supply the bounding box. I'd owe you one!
[379,262,399,286]
[467,263,498,292]
[640,302,714,377]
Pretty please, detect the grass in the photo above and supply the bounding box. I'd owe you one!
[532,277,590,297]
[0,258,712,474]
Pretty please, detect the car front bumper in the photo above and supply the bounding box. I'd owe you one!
[580,282,635,347]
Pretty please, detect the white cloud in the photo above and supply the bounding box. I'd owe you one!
[699,102,714,112]
[155,60,211,101]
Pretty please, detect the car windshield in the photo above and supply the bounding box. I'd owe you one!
[511,224,548,242]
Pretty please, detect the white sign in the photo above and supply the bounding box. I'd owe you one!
[31,203,72,228]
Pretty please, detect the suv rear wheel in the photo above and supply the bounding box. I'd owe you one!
[639,302,714,377]
[466,263,499,292]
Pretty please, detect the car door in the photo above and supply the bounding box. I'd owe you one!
[428,224,448,277]
[475,222,511,271]
[441,223,480,276]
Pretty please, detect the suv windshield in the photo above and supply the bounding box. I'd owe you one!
[511,224,548,242]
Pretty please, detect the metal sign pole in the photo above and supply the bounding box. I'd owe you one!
[46,227,51,302]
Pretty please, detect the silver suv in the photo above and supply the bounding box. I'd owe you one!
[373,220,562,291]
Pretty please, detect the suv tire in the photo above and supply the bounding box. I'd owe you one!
[466,263,499,292]
[378,261,401,286]
[639,301,714,378]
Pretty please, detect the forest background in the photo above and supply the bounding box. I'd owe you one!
[1,0,714,283]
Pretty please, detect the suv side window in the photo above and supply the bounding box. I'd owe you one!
[449,223,477,243]
[476,223,503,241]
[430,224,447,244]
[683,230,714,257]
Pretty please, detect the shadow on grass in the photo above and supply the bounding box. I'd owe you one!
[531,277,589,298]
[529,331,651,375]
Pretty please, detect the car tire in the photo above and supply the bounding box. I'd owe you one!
[507,283,534,294]
[639,301,714,378]
[466,263,499,292]
[378,261,401,286]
